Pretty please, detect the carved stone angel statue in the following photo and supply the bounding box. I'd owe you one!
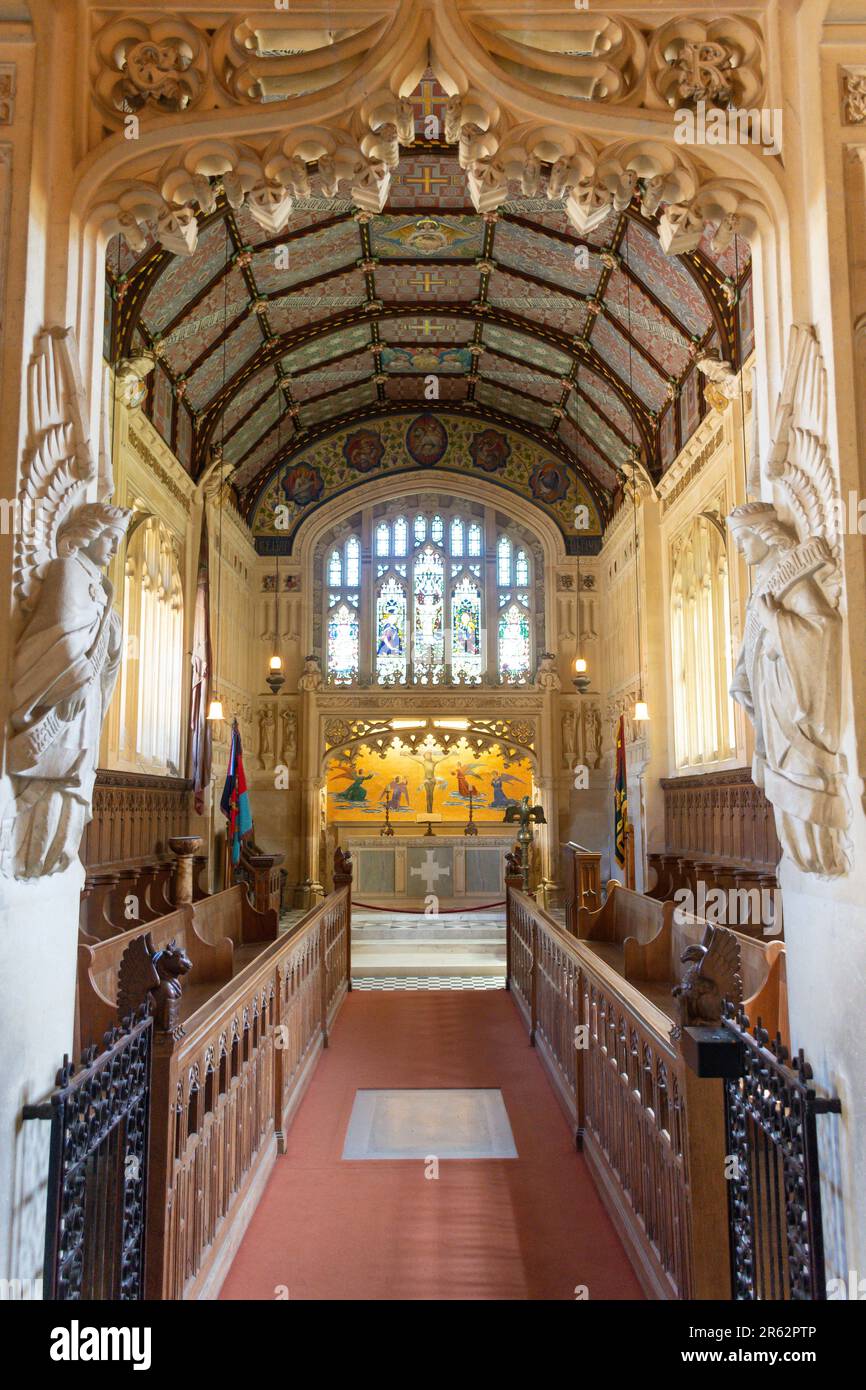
[727,325,851,879]
[1,328,132,879]
[728,503,849,876]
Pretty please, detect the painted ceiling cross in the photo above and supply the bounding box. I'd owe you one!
[408,269,446,294]
[402,167,452,197]
[404,318,448,337]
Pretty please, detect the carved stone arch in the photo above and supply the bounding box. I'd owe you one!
[295,470,564,660]
[320,715,540,786]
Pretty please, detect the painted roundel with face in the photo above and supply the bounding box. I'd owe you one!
[344,428,385,474]
[529,460,569,504]
[406,413,448,466]
[280,463,324,507]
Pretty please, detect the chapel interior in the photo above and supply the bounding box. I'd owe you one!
[1,0,865,1309]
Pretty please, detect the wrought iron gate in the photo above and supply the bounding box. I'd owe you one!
[24,1010,152,1300]
[722,1004,840,1301]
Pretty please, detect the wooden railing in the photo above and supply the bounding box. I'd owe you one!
[507,886,734,1300]
[146,886,350,1300]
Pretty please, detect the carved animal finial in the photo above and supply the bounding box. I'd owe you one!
[672,924,742,1030]
[118,933,191,1032]
[504,844,522,877]
[333,846,353,880]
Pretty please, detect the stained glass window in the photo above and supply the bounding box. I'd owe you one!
[498,603,531,683]
[346,536,360,587]
[328,604,359,683]
[497,535,512,586]
[451,576,482,684]
[325,511,534,687]
[413,547,444,684]
[375,577,407,684]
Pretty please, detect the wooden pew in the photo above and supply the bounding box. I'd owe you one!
[76,886,278,1051]
[576,880,675,982]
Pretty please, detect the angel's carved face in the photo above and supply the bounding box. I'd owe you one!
[735,528,770,566]
[84,527,124,568]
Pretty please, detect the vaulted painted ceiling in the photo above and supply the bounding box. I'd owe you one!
[107,72,753,532]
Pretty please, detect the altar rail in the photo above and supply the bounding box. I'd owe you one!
[506,886,786,1300]
[146,885,350,1300]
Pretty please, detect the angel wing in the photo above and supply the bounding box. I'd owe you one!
[497,772,525,786]
[117,933,160,1021]
[695,924,742,1002]
[766,324,842,604]
[15,328,97,611]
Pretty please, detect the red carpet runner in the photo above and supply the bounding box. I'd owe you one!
[221,991,643,1301]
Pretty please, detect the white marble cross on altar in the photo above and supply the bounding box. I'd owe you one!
[409,850,450,893]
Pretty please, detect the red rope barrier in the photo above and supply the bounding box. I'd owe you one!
[352,900,506,914]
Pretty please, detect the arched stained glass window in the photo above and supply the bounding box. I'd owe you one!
[498,603,531,683]
[324,509,536,687]
[413,547,445,684]
[345,536,360,587]
[327,604,359,684]
[451,576,482,684]
[376,577,407,684]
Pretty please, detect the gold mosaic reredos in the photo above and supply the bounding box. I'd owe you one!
[248,409,603,545]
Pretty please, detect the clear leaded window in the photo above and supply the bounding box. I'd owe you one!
[324,511,534,686]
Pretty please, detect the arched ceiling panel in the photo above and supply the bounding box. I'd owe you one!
[109,70,752,512]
